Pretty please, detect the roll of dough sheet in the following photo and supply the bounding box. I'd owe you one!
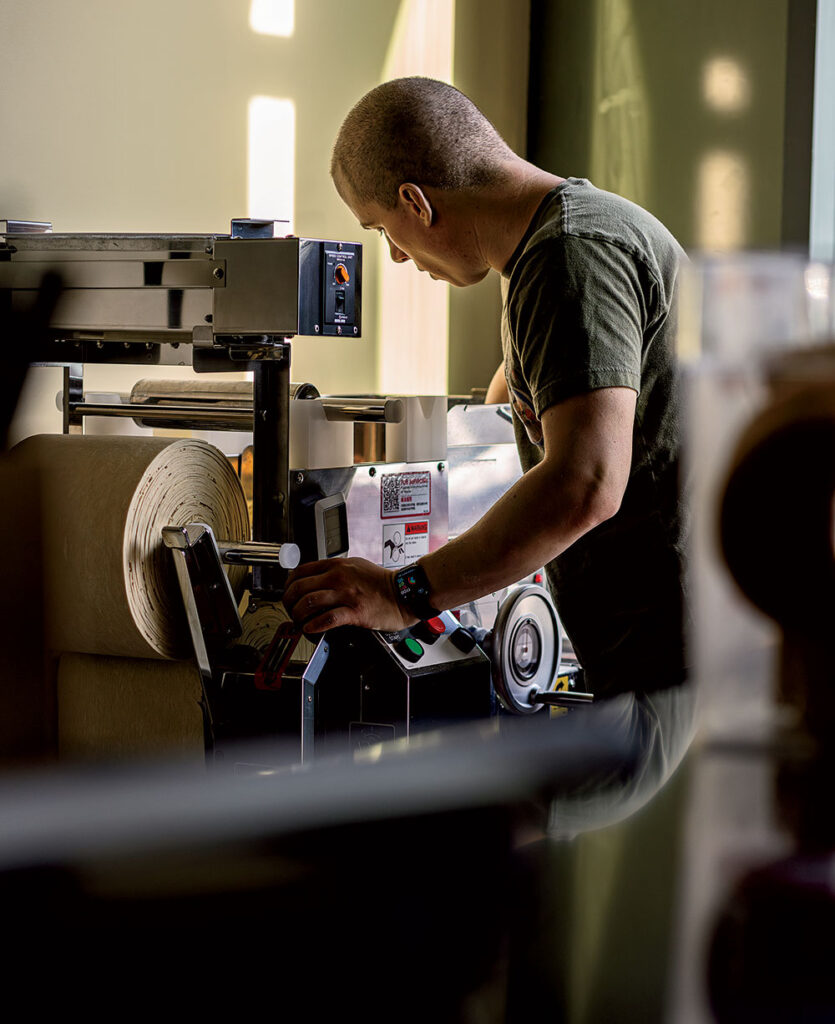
[13,434,250,660]
[57,653,206,763]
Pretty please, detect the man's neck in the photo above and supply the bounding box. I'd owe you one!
[469,162,565,274]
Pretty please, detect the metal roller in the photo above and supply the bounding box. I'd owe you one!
[63,379,403,430]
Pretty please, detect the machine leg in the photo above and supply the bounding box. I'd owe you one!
[252,349,290,596]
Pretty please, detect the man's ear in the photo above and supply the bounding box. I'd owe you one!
[398,183,434,226]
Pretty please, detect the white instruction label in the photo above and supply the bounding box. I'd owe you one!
[382,521,430,567]
[380,471,431,518]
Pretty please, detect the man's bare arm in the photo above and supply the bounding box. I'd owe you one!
[484,361,509,404]
[283,387,635,632]
[419,386,635,608]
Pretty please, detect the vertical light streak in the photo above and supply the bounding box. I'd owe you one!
[248,96,295,232]
[249,0,294,37]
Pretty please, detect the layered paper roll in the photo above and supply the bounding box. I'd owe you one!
[13,434,250,660]
[57,652,205,763]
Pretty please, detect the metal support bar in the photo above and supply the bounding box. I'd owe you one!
[321,398,403,423]
[62,364,83,434]
[72,402,254,429]
[217,539,300,569]
[252,344,291,596]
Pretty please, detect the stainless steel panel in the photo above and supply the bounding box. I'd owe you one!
[345,462,448,567]
[0,259,222,288]
[11,287,213,336]
[447,444,523,539]
[2,232,216,255]
[447,402,515,446]
[212,238,300,335]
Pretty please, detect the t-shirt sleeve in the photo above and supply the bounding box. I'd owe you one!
[506,234,647,418]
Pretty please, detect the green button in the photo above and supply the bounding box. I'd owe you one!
[395,636,424,663]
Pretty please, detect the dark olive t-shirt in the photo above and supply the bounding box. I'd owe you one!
[500,178,688,698]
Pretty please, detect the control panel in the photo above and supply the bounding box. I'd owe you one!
[374,610,482,673]
[298,238,362,337]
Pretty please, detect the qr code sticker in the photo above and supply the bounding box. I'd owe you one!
[382,474,401,515]
[381,471,431,518]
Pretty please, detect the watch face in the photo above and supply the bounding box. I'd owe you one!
[394,564,436,618]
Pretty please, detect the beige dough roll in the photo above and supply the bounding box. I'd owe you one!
[57,653,206,763]
[13,434,250,660]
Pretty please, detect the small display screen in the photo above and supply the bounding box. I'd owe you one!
[323,502,349,557]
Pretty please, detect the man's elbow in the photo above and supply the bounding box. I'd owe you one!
[571,480,624,535]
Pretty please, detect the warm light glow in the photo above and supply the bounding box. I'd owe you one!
[377,0,455,396]
[805,263,831,302]
[696,151,749,250]
[249,0,294,37]
[247,96,295,231]
[805,262,834,337]
[702,57,750,114]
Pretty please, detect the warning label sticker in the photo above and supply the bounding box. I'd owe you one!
[382,521,430,567]
[380,471,431,518]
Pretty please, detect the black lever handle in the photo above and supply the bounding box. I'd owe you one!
[531,690,594,708]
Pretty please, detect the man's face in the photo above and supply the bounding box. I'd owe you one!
[334,173,489,288]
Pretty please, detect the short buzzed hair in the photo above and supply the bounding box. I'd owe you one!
[331,77,514,209]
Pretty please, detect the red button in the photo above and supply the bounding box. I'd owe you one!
[425,616,446,635]
[534,573,543,584]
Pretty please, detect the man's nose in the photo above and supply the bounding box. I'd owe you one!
[387,239,410,264]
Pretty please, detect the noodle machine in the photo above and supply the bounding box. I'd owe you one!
[0,218,586,767]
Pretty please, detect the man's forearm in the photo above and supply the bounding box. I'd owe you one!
[419,457,613,612]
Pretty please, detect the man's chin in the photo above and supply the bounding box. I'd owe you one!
[450,268,491,288]
[426,266,490,287]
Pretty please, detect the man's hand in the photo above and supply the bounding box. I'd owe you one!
[283,557,418,633]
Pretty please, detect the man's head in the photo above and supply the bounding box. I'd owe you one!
[330,77,516,286]
[331,76,513,210]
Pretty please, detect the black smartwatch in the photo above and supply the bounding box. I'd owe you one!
[393,563,440,621]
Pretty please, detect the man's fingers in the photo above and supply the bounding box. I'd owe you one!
[283,571,334,613]
[281,556,402,633]
[301,608,351,634]
[285,584,327,619]
[288,591,359,633]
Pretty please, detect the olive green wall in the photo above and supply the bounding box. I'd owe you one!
[447,0,531,397]
[527,0,816,252]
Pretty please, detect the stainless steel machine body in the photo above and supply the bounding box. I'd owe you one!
[1,221,586,766]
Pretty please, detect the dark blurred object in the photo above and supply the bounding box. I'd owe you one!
[708,853,835,1024]
[0,709,637,1021]
[0,269,61,451]
[719,384,835,740]
[711,379,835,1021]
[0,270,61,765]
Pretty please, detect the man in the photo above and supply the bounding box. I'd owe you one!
[284,76,687,701]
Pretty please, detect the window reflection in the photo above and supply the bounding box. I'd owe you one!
[697,151,749,250]
[702,56,751,114]
[248,96,295,231]
[249,0,294,37]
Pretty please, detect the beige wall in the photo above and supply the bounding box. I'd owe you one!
[2,0,531,434]
[1,0,398,440]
